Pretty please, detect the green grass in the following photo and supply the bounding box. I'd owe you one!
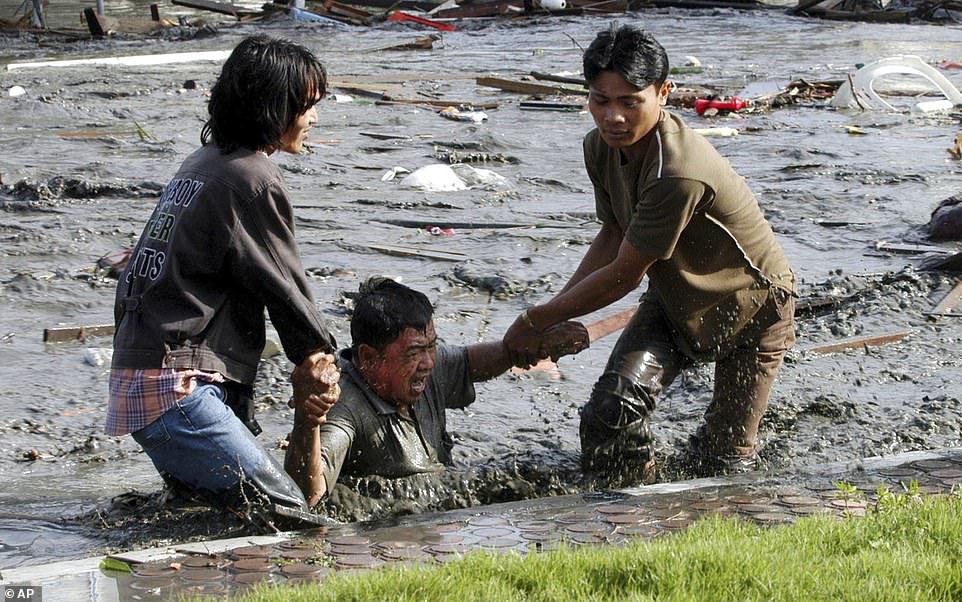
[231,493,962,602]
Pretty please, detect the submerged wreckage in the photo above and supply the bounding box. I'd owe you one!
[2,0,960,38]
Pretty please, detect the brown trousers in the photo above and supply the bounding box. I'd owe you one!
[582,287,796,458]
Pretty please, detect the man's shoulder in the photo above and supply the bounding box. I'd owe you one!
[582,128,605,156]
[178,145,282,191]
[657,111,717,159]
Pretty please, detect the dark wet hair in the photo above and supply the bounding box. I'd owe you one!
[583,25,669,91]
[201,35,327,153]
[351,277,434,352]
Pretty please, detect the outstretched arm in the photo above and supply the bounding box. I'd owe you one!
[558,221,624,294]
[467,321,590,382]
[529,236,655,328]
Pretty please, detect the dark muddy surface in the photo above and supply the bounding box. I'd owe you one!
[0,7,960,568]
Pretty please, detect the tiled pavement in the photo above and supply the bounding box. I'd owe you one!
[3,447,961,601]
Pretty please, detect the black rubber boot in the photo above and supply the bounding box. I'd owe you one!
[579,372,656,483]
[688,426,759,477]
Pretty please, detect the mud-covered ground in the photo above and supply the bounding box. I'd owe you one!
[0,8,960,567]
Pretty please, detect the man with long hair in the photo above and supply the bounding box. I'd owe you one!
[107,36,339,514]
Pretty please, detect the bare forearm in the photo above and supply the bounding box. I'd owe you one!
[559,223,622,294]
[284,413,327,508]
[529,265,641,330]
[467,340,514,381]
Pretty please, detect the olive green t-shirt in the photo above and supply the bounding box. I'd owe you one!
[583,110,794,352]
[317,344,475,490]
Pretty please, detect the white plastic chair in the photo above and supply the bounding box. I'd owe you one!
[830,55,962,112]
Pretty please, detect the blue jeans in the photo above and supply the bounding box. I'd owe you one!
[132,383,308,511]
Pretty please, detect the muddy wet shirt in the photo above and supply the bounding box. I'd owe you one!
[584,110,795,353]
[318,344,475,488]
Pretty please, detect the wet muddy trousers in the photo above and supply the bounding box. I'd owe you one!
[132,383,309,513]
[579,370,659,479]
[578,291,796,475]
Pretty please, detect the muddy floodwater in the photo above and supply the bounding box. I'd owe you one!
[0,6,960,569]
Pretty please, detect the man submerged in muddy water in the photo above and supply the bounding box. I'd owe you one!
[504,25,797,480]
[284,277,589,503]
[106,36,340,516]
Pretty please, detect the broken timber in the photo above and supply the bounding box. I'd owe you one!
[320,0,372,24]
[367,244,467,262]
[804,330,914,355]
[44,324,114,343]
[530,71,586,86]
[520,100,584,111]
[376,219,537,229]
[432,0,625,17]
[377,96,499,110]
[171,0,262,17]
[476,76,588,96]
[875,241,951,255]
[377,35,440,52]
[82,8,170,35]
[514,307,636,375]
[927,279,962,320]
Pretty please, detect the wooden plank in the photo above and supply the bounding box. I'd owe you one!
[377,96,500,110]
[529,71,586,86]
[795,294,846,315]
[367,244,467,262]
[330,81,394,97]
[514,307,636,375]
[377,35,439,52]
[927,279,962,320]
[44,324,114,343]
[585,307,636,342]
[376,219,537,229]
[813,8,911,21]
[359,131,413,141]
[476,76,587,96]
[568,0,627,11]
[804,330,914,355]
[519,100,585,111]
[322,0,373,18]
[82,7,105,36]
[170,0,248,17]
[7,50,232,71]
[875,241,951,255]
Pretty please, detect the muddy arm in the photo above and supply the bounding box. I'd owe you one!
[467,321,590,382]
[284,412,327,508]
[284,353,340,507]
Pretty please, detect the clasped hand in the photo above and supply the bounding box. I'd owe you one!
[504,315,590,368]
[290,351,341,425]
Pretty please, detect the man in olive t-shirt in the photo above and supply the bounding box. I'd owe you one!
[504,25,796,481]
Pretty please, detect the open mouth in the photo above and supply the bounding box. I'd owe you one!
[411,375,429,395]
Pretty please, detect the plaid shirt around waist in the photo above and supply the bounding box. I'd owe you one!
[106,368,224,436]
